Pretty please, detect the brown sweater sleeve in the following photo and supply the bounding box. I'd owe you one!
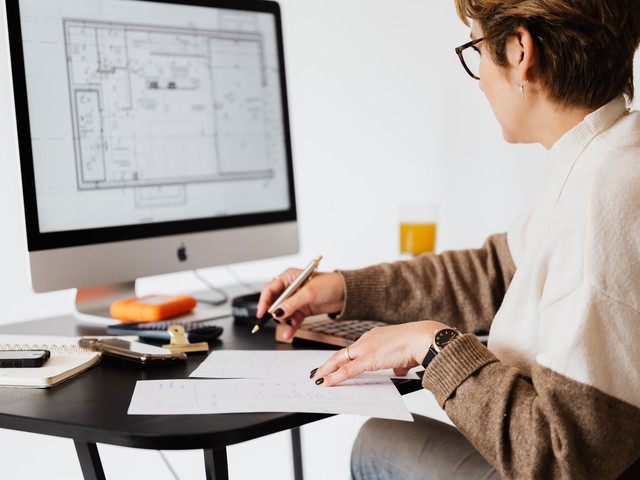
[424,335,640,479]
[337,233,640,477]
[337,233,515,334]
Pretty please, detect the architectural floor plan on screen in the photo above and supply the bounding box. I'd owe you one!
[64,17,281,208]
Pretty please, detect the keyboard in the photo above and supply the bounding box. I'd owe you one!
[292,317,490,347]
[292,316,389,347]
[107,318,223,342]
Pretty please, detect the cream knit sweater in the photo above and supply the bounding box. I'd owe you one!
[491,96,640,409]
[337,96,640,478]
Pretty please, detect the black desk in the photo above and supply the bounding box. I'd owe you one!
[0,315,420,480]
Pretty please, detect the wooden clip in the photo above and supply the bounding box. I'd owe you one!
[162,325,209,353]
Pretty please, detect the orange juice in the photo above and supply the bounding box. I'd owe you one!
[400,222,437,255]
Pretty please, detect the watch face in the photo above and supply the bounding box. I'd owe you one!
[433,328,460,352]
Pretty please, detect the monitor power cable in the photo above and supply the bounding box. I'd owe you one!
[192,269,229,306]
[224,265,263,293]
[158,451,181,480]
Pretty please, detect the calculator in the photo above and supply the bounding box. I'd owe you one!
[292,317,388,347]
[107,318,223,342]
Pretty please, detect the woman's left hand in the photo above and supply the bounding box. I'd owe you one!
[311,320,450,386]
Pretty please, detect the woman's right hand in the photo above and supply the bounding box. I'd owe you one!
[256,270,346,340]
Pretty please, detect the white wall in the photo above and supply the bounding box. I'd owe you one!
[0,0,553,325]
[1,0,639,478]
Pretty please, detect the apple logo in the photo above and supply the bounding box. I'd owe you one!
[177,243,187,262]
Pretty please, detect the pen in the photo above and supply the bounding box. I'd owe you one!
[251,255,323,334]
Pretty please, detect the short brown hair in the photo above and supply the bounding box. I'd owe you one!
[454,0,640,108]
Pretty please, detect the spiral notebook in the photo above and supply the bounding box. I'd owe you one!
[0,335,101,388]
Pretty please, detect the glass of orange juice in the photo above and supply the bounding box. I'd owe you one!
[399,203,438,256]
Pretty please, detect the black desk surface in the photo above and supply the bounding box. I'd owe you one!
[0,315,419,451]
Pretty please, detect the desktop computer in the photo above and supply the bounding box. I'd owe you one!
[6,0,298,323]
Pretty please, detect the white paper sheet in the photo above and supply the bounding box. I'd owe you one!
[189,350,421,380]
[128,377,414,421]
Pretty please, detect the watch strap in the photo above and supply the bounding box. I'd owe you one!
[422,346,438,369]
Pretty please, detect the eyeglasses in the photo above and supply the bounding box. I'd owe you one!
[455,37,484,80]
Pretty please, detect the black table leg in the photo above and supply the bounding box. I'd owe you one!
[74,441,106,480]
[203,429,302,480]
[291,427,304,480]
[204,447,229,480]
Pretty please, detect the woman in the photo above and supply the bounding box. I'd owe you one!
[257,1,640,478]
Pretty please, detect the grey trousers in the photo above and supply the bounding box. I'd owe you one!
[351,415,501,480]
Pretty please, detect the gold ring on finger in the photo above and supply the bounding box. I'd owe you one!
[344,347,353,361]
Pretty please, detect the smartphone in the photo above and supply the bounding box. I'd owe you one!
[0,350,51,368]
[78,338,186,364]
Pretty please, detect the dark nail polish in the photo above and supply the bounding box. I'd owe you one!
[315,378,324,385]
[273,318,281,324]
[274,308,284,318]
[286,319,293,326]
[309,368,318,379]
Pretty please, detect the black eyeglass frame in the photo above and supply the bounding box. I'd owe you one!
[455,37,485,80]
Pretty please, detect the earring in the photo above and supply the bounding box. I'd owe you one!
[516,80,528,99]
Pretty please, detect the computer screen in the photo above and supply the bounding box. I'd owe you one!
[6,0,298,322]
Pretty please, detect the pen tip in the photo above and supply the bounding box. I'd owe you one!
[251,325,259,334]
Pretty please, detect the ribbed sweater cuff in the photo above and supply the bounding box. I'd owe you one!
[422,334,497,407]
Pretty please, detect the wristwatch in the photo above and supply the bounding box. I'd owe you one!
[421,327,461,368]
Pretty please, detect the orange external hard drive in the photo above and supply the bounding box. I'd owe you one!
[110,294,197,322]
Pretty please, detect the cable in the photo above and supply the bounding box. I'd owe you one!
[225,265,262,293]
[191,270,229,306]
[158,451,180,480]
[192,266,262,306]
